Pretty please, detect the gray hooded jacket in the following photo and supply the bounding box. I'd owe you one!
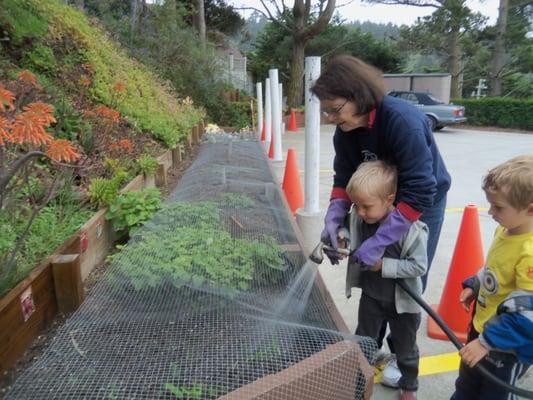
[346,211,429,314]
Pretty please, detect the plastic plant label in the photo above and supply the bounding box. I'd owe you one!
[80,230,88,253]
[96,220,103,239]
[20,286,36,322]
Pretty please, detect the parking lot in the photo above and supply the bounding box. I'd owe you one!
[281,124,533,399]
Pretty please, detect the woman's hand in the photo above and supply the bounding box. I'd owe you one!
[370,259,382,272]
[459,288,476,312]
[459,339,488,368]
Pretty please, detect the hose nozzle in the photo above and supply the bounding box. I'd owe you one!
[309,242,326,264]
[309,241,350,264]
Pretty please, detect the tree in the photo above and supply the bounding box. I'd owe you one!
[248,19,401,98]
[364,0,483,98]
[488,0,532,96]
[392,0,486,97]
[489,0,508,95]
[192,0,207,49]
[242,0,337,108]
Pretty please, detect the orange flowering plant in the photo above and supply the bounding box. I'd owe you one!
[0,83,81,281]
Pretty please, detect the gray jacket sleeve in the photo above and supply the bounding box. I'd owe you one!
[381,222,429,279]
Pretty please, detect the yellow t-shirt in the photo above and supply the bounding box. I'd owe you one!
[473,226,533,333]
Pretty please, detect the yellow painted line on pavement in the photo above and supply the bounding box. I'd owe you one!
[446,207,489,213]
[374,352,460,383]
[298,169,333,175]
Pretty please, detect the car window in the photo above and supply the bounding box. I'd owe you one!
[398,93,417,103]
[428,94,444,104]
[406,93,419,103]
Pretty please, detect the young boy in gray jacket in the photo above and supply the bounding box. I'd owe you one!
[345,160,429,400]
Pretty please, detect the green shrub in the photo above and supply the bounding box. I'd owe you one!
[52,97,84,141]
[106,188,162,234]
[0,204,93,296]
[137,155,159,175]
[452,97,533,130]
[23,43,58,73]
[220,193,255,209]
[208,99,251,129]
[0,0,49,44]
[110,228,284,294]
[1,0,205,148]
[88,177,119,208]
[109,201,285,294]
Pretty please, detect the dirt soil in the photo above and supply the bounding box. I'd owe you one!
[0,142,200,399]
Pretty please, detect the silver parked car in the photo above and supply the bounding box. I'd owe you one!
[388,91,467,131]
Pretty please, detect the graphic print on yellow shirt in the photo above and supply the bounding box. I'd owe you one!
[473,226,533,334]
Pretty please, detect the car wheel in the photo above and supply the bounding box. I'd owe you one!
[435,126,444,131]
[427,116,437,131]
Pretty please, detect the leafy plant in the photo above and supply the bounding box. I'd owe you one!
[52,97,83,141]
[78,122,94,154]
[103,158,131,186]
[23,42,58,73]
[144,201,221,232]
[106,188,162,233]
[137,154,158,176]
[164,383,217,399]
[109,201,286,294]
[247,335,282,363]
[0,203,92,296]
[88,177,119,208]
[0,85,80,284]
[0,0,49,45]
[220,193,254,209]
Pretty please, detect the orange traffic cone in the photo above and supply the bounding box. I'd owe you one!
[427,205,485,343]
[282,148,304,214]
[260,122,265,142]
[268,137,274,159]
[288,109,298,132]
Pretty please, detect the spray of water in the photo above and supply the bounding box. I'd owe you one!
[275,260,318,319]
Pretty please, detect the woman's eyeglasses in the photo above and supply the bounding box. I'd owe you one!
[321,99,348,118]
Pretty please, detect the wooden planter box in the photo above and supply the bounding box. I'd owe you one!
[0,235,79,373]
[220,340,373,400]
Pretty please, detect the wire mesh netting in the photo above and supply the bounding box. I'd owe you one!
[6,133,377,399]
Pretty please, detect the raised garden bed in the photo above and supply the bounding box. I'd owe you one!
[2,134,374,399]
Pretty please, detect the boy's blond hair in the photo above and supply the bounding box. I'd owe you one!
[482,155,533,210]
[346,160,397,200]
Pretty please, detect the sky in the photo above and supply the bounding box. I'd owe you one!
[229,0,501,26]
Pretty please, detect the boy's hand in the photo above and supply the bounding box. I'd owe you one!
[459,339,488,368]
[459,288,475,312]
[370,259,382,272]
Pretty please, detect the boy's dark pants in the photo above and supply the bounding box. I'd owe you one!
[451,328,528,400]
[355,292,420,391]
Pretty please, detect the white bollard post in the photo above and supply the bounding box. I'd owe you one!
[264,77,272,149]
[269,69,282,162]
[304,57,321,214]
[256,82,263,139]
[295,56,322,254]
[279,82,284,135]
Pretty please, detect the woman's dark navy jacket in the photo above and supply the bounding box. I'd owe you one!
[331,95,451,220]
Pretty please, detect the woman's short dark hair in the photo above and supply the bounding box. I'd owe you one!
[311,55,385,114]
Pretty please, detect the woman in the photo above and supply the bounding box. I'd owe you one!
[311,55,451,397]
